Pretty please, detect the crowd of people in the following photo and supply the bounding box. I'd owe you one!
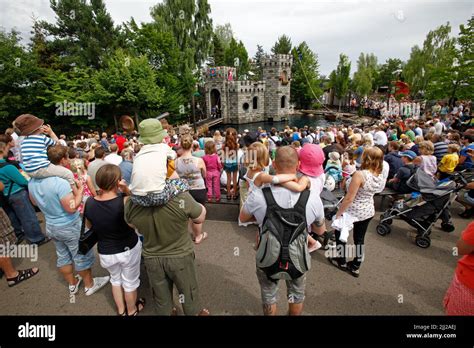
[0,101,473,315]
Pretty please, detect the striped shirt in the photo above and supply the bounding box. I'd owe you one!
[434,141,449,163]
[20,135,56,172]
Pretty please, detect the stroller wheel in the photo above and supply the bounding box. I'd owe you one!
[381,212,393,225]
[415,235,431,249]
[376,224,391,236]
[441,222,455,233]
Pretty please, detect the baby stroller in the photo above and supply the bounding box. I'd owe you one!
[314,188,344,248]
[321,188,343,220]
[377,168,468,248]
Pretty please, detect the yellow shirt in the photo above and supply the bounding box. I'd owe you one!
[438,153,459,173]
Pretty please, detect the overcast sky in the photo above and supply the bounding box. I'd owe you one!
[0,0,472,75]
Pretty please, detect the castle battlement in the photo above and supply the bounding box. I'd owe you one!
[261,54,293,67]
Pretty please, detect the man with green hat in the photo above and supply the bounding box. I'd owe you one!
[125,118,209,315]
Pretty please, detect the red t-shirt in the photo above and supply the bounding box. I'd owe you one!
[456,222,474,289]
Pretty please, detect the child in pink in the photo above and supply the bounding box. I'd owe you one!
[202,141,222,202]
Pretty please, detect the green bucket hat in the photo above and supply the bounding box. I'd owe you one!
[138,118,168,145]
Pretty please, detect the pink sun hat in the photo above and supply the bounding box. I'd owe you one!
[298,143,325,177]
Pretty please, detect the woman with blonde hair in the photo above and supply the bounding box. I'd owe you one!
[213,130,224,152]
[328,147,387,277]
[88,143,98,162]
[70,158,96,213]
[176,135,208,244]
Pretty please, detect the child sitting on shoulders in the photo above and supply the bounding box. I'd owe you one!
[129,119,189,207]
[242,142,320,252]
[14,114,76,190]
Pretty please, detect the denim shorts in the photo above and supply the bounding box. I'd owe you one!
[45,217,95,271]
[256,267,306,305]
[224,162,238,173]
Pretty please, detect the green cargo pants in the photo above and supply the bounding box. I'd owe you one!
[144,252,201,315]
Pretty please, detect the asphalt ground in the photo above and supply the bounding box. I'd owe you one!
[0,197,470,315]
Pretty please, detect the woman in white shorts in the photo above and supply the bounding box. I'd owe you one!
[85,164,144,316]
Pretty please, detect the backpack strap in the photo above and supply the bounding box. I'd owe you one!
[262,187,279,211]
[293,189,310,215]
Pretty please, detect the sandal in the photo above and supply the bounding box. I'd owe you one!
[129,298,146,316]
[327,257,346,271]
[198,308,210,316]
[118,310,127,316]
[346,261,360,278]
[194,232,208,245]
[7,268,39,287]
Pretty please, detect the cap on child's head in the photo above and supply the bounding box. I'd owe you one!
[400,150,417,160]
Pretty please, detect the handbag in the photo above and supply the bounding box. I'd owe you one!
[78,199,98,255]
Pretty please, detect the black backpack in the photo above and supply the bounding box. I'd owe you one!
[256,187,311,282]
[0,162,14,208]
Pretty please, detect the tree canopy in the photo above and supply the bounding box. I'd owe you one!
[291,42,322,109]
[271,35,292,55]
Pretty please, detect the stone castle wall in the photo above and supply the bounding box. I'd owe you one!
[204,55,292,124]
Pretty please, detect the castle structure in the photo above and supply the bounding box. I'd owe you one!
[203,54,293,124]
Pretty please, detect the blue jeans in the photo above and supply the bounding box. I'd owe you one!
[45,217,95,271]
[6,189,44,243]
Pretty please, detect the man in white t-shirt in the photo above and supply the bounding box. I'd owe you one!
[434,118,445,135]
[373,126,388,147]
[240,146,325,316]
[58,135,67,147]
[104,143,123,166]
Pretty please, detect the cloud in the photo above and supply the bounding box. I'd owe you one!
[0,0,472,75]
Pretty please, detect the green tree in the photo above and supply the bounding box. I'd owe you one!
[250,44,265,80]
[271,35,292,55]
[37,0,120,69]
[211,33,225,66]
[352,53,379,97]
[403,23,455,98]
[290,42,321,109]
[151,0,213,68]
[0,30,40,126]
[214,23,234,50]
[376,58,404,89]
[122,20,193,120]
[92,49,165,121]
[426,17,473,101]
[36,67,97,126]
[224,38,250,78]
[333,54,351,111]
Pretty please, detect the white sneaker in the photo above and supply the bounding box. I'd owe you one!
[69,274,82,295]
[84,276,110,296]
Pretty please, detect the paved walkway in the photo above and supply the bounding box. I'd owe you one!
[0,199,470,315]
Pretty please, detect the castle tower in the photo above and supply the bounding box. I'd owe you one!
[262,54,293,122]
[203,66,237,123]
